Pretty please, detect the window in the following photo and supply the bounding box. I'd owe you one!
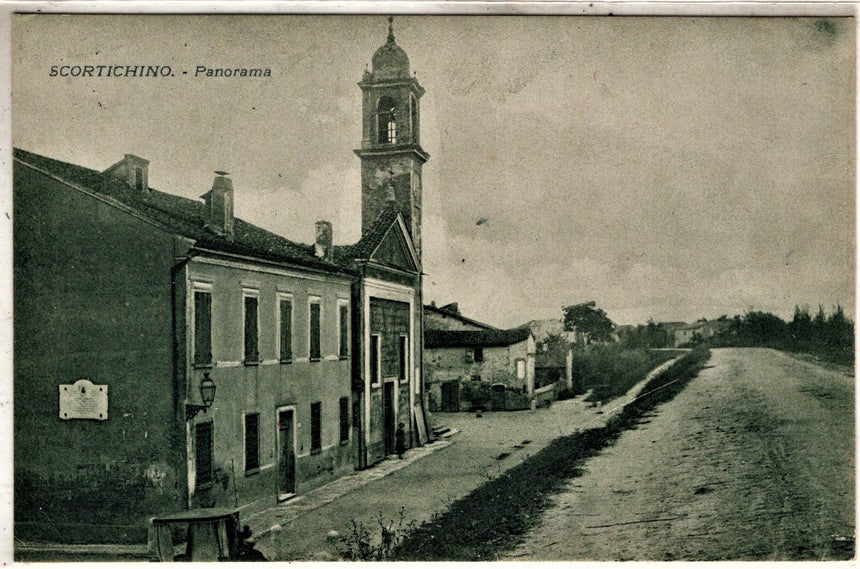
[398,335,408,382]
[193,290,212,366]
[465,348,474,363]
[195,422,214,487]
[377,96,397,144]
[309,299,321,361]
[339,397,349,443]
[516,359,526,380]
[279,297,292,363]
[474,347,484,363]
[338,303,349,359]
[244,413,260,473]
[244,294,259,364]
[370,335,381,385]
[387,114,397,144]
[310,402,321,454]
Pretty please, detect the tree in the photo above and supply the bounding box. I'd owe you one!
[563,301,615,344]
[618,318,671,349]
[825,303,853,353]
[536,332,570,359]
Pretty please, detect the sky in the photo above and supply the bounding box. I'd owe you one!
[11,14,855,328]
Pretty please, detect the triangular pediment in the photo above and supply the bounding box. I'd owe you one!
[370,220,418,272]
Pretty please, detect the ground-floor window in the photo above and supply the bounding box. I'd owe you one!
[398,335,409,381]
[370,335,381,385]
[339,397,349,443]
[516,358,527,380]
[244,413,260,473]
[311,402,322,454]
[195,421,214,486]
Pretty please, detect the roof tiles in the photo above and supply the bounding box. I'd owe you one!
[424,328,532,348]
[14,148,356,275]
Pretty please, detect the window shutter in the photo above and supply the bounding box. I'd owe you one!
[244,414,260,472]
[399,336,408,380]
[194,291,212,365]
[339,305,349,358]
[195,422,213,486]
[339,397,349,443]
[280,299,292,362]
[370,335,380,384]
[310,303,321,360]
[311,402,322,453]
[244,296,259,362]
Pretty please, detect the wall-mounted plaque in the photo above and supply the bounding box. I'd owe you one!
[59,379,108,421]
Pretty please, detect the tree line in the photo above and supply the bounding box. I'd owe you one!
[710,304,853,365]
[561,300,853,365]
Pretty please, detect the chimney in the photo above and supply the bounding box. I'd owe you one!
[103,154,150,192]
[201,171,234,240]
[441,302,459,315]
[314,220,333,261]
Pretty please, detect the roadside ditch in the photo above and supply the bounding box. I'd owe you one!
[388,346,711,561]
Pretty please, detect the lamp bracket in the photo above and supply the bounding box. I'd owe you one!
[186,404,210,421]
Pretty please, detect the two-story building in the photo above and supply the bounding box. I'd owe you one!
[14,150,357,543]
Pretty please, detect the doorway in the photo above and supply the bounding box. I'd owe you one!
[441,381,460,412]
[277,408,296,500]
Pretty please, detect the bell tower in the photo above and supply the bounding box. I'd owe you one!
[356,17,429,258]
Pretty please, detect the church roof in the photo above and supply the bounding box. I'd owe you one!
[425,328,533,349]
[333,205,401,263]
[332,203,420,275]
[13,148,356,276]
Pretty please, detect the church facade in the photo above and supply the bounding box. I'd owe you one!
[340,18,430,468]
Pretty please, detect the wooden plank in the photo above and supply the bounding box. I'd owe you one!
[414,401,429,444]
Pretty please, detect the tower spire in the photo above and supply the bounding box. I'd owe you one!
[387,16,395,43]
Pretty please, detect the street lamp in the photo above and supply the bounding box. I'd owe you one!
[186,372,217,420]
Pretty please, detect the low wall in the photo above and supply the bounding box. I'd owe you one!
[534,383,557,407]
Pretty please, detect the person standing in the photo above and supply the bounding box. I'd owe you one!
[395,422,406,459]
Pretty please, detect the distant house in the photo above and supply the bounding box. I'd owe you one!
[519,318,577,344]
[674,320,728,346]
[662,322,689,333]
[424,328,536,412]
[519,319,574,391]
[425,301,496,331]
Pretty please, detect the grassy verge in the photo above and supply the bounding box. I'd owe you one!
[564,345,681,403]
[392,346,711,561]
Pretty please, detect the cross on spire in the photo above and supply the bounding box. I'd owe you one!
[387,16,395,43]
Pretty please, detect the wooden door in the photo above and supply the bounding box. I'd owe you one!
[441,381,460,412]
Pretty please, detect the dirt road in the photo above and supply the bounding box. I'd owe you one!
[507,348,855,561]
[250,391,608,559]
